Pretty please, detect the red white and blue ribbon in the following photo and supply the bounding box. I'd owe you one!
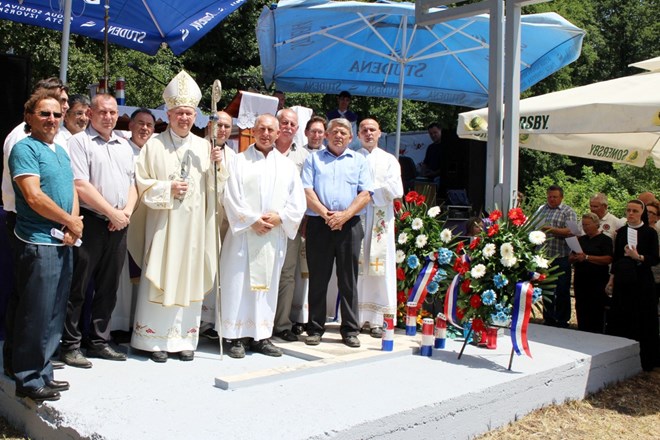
[511,281,534,357]
[444,274,462,329]
[407,259,438,306]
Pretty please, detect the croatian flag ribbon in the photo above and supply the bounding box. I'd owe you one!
[407,259,438,306]
[511,281,534,357]
[444,274,462,329]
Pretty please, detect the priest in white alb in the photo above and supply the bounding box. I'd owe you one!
[129,71,227,363]
[357,118,404,337]
[220,114,306,359]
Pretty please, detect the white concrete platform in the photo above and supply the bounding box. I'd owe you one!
[0,323,641,440]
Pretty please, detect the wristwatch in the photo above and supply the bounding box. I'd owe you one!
[585,255,589,261]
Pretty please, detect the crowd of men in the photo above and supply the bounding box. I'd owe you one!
[1,76,405,403]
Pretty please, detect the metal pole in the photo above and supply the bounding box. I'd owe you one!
[103,0,110,91]
[485,0,504,209]
[457,327,473,359]
[59,0,73,82]
[503,1,523,209]
[210,80,224,358]
[394,15,407,159]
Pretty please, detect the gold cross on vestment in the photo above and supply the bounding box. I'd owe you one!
[370,258,384,272]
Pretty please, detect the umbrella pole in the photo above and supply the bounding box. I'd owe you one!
[394,15,407,160]
[59,0,73,82]
[103,0,110,92]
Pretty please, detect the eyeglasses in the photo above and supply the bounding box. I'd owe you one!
[35,111,62,118]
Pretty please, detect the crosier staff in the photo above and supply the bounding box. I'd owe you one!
[210,79,224,358]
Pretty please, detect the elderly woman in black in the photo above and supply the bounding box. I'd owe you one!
[569,212,612,333]
[606,200,659,371]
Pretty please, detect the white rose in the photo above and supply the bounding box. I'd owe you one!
[398,232,408,244]
[440,228,452,243]
[470,264,487,279]
[415,234,428,248]
[483,243,496,258]
[412,218,424,231]
[396,250,406,264]
[529,231,546,245]
[427,206,441,218]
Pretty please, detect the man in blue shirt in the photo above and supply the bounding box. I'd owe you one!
[301,118,373,347]
[9,90,83,402]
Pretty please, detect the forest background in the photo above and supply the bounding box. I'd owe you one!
[0,0,658,215]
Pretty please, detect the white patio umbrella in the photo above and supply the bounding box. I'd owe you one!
[457,57,660,167]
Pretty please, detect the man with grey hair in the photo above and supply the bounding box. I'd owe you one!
[302,118,373,347]
[220,114,306,358]
[589,192,623,239]
[61,94,90,141]
[272,108,309,342]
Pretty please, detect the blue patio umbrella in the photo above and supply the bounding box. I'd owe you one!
[257,0,585,155]
[0,0,247,55]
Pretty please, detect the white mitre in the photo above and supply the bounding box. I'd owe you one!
[163,70,202,110]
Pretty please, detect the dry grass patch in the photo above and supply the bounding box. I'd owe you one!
[477,369,660,440]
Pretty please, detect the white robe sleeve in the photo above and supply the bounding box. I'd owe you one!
[371,154,404,207]
[136,144,174,210]
[223,154,262,235]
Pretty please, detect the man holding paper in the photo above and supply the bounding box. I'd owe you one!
[8,90,83,402]
[535,184,577,328]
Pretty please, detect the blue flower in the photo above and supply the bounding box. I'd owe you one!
[427,281,439,294]
[493,273,509,288]
[437,247,452,265]
[433,268,447,282]
[532,287,543,303]
[481,289,497,306]
[491,311,509,325]
[407,255,420,269]
[495,302,504,312]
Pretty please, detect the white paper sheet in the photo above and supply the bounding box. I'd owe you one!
[565,236,583,254]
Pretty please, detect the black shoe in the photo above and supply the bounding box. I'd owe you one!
[291,323,305,335]
[15,386,60,402]
[45,380,69,392]
[86,345,127,361]
[179,350,194,361]
[51,360,65,370]
[342,335,361,348]
[60,348,93,369]
[370,327,383,339]
[226,340,246,359]
[151,351,168,363]
[250,339,283,357]
[274,329,298,342]
[305,334,321,346]
[201,328,219,340]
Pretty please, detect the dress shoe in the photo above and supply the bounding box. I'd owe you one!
[274,329,298,342]
[291,323,305,335]
[45,380,69,392]
[342,335,361,348]
[250,339,283,357]
[151,351,168,363]
[15,386,60,403]
[226,340,246,359]
[60,348,93,369]
[201,328,219,340]
[305,334,321,346]
[369,327,384,339]
[86,345,127,361]
[179,350,194,361]
[51,360,65,370]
